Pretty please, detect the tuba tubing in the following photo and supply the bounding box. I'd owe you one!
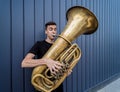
[31,6,98,92]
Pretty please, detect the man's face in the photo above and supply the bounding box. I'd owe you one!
[45,25,57,40]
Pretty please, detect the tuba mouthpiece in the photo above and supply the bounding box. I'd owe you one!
[52,34,59,37]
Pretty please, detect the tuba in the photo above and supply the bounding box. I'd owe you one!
[31,6,98,92]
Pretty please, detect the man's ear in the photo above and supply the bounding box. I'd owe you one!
[45,30,47,34]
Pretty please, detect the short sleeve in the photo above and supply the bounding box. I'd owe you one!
[28,41,40,55]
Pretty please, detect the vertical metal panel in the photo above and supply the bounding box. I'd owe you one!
[0,0,11,92]
[23,0,35,92]
[35,0,44,41]
[52,0,60,33]
[11,0,24,92]
[0,0,120,92]
[44,0,52,22]
[59,0,66,32]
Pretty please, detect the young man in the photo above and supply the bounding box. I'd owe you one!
[21,21,65,92]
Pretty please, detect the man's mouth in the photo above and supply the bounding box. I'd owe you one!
[52,34,58,37]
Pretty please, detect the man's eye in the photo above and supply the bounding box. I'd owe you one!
[49,28,53,31]
[54,28,57,31]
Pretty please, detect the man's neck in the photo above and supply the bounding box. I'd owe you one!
[45,38,54,44]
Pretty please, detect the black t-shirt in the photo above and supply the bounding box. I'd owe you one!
[29,40,52,58]
[29,40,63,92]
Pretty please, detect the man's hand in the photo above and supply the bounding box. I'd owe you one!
[44,58,63,74]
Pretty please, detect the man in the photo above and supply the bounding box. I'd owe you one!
[21,21,70,92]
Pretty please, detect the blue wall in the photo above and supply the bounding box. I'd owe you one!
[0,0,120,92]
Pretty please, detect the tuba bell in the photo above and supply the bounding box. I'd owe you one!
[31,6,98,92]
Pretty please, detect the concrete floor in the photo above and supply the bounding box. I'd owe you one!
[97,77,120,92]
[87,74,120,92]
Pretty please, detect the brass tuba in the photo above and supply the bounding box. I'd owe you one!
[31,6,98,92]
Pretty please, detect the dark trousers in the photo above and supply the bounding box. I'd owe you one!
[36,84,63,92]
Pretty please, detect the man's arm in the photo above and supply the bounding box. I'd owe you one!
[21,53,63,74]
[21,53,46,67]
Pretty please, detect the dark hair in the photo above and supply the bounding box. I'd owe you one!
[45,21,56,29]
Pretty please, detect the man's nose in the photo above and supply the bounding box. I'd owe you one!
[52,30,56,33]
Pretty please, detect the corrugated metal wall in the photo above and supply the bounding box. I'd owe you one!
[0,0,120,92]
